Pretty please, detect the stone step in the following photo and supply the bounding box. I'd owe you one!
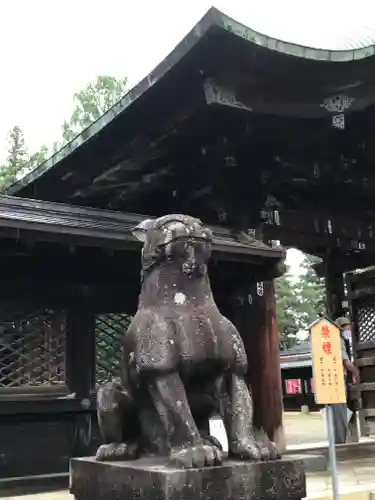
[287,440,375,463]
[288,453,328,472]
[0,473,69,498]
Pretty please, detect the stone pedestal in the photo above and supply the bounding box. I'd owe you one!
[70,457,306,500]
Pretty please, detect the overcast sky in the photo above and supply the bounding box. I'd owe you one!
[1,0,373,272]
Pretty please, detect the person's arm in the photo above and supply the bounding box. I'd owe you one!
[341,338,359,377]
[343,359,359,377]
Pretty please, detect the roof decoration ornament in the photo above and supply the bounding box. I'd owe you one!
[332,114,346,130]
[320,94,355,130]
[256,282,264,297]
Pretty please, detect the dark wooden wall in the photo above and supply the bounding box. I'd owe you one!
[0,269,131,481]
[0,401,100,478]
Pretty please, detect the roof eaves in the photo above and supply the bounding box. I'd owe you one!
[0,195,286,260]
[7,8,375,196]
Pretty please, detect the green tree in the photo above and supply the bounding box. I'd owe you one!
[276,267,302,350]
[0,75,127,192]
[296,253,326,324]
[276,253,326,350]
[29,145,49,170]
[0,126,28,189]
[61,75,127,144]
[0,126,49,192]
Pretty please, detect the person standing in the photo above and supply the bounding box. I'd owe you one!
[331,317,359,444]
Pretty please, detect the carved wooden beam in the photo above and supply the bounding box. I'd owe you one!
[264,155,375,196]
[261,208,375,253]
[314,252,375,277]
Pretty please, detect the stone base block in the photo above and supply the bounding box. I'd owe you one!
[70,456,306,500]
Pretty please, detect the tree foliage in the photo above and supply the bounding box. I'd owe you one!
[0,126,48,190]
[6,126,27,173]
[277,253,326,350]
[0,75,127,192]
[29,145,49,170]
[276,267,301,349]
[298,253,325,318]
[61,75,127,143]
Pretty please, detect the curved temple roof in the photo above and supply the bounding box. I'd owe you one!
[7,7,375,205]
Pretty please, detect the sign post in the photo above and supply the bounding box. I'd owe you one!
[310,318,346,500]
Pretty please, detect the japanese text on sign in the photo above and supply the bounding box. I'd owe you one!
[310,318,346,405]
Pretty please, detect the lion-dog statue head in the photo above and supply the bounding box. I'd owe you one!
[132,214,213,281]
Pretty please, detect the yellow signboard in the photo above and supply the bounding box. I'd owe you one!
[310,318,346,405]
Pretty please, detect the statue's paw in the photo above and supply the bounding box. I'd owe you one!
[230,438,281,462]
[261,440,281,461]
[229,438,263,462]
[169,444,223,469]
[201,434,223,451]
[95,442,139,462]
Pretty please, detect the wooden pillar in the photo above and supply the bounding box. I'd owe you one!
[66,306,96,457]
[229,280,285,450]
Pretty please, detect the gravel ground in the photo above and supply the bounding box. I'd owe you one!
[284,411,327,445]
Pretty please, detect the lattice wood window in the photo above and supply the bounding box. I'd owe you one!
[0,303,66,388]
[355,301,375,343]
[95,313,132,384]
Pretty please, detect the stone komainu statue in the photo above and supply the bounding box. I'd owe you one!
[96,214,280,468]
